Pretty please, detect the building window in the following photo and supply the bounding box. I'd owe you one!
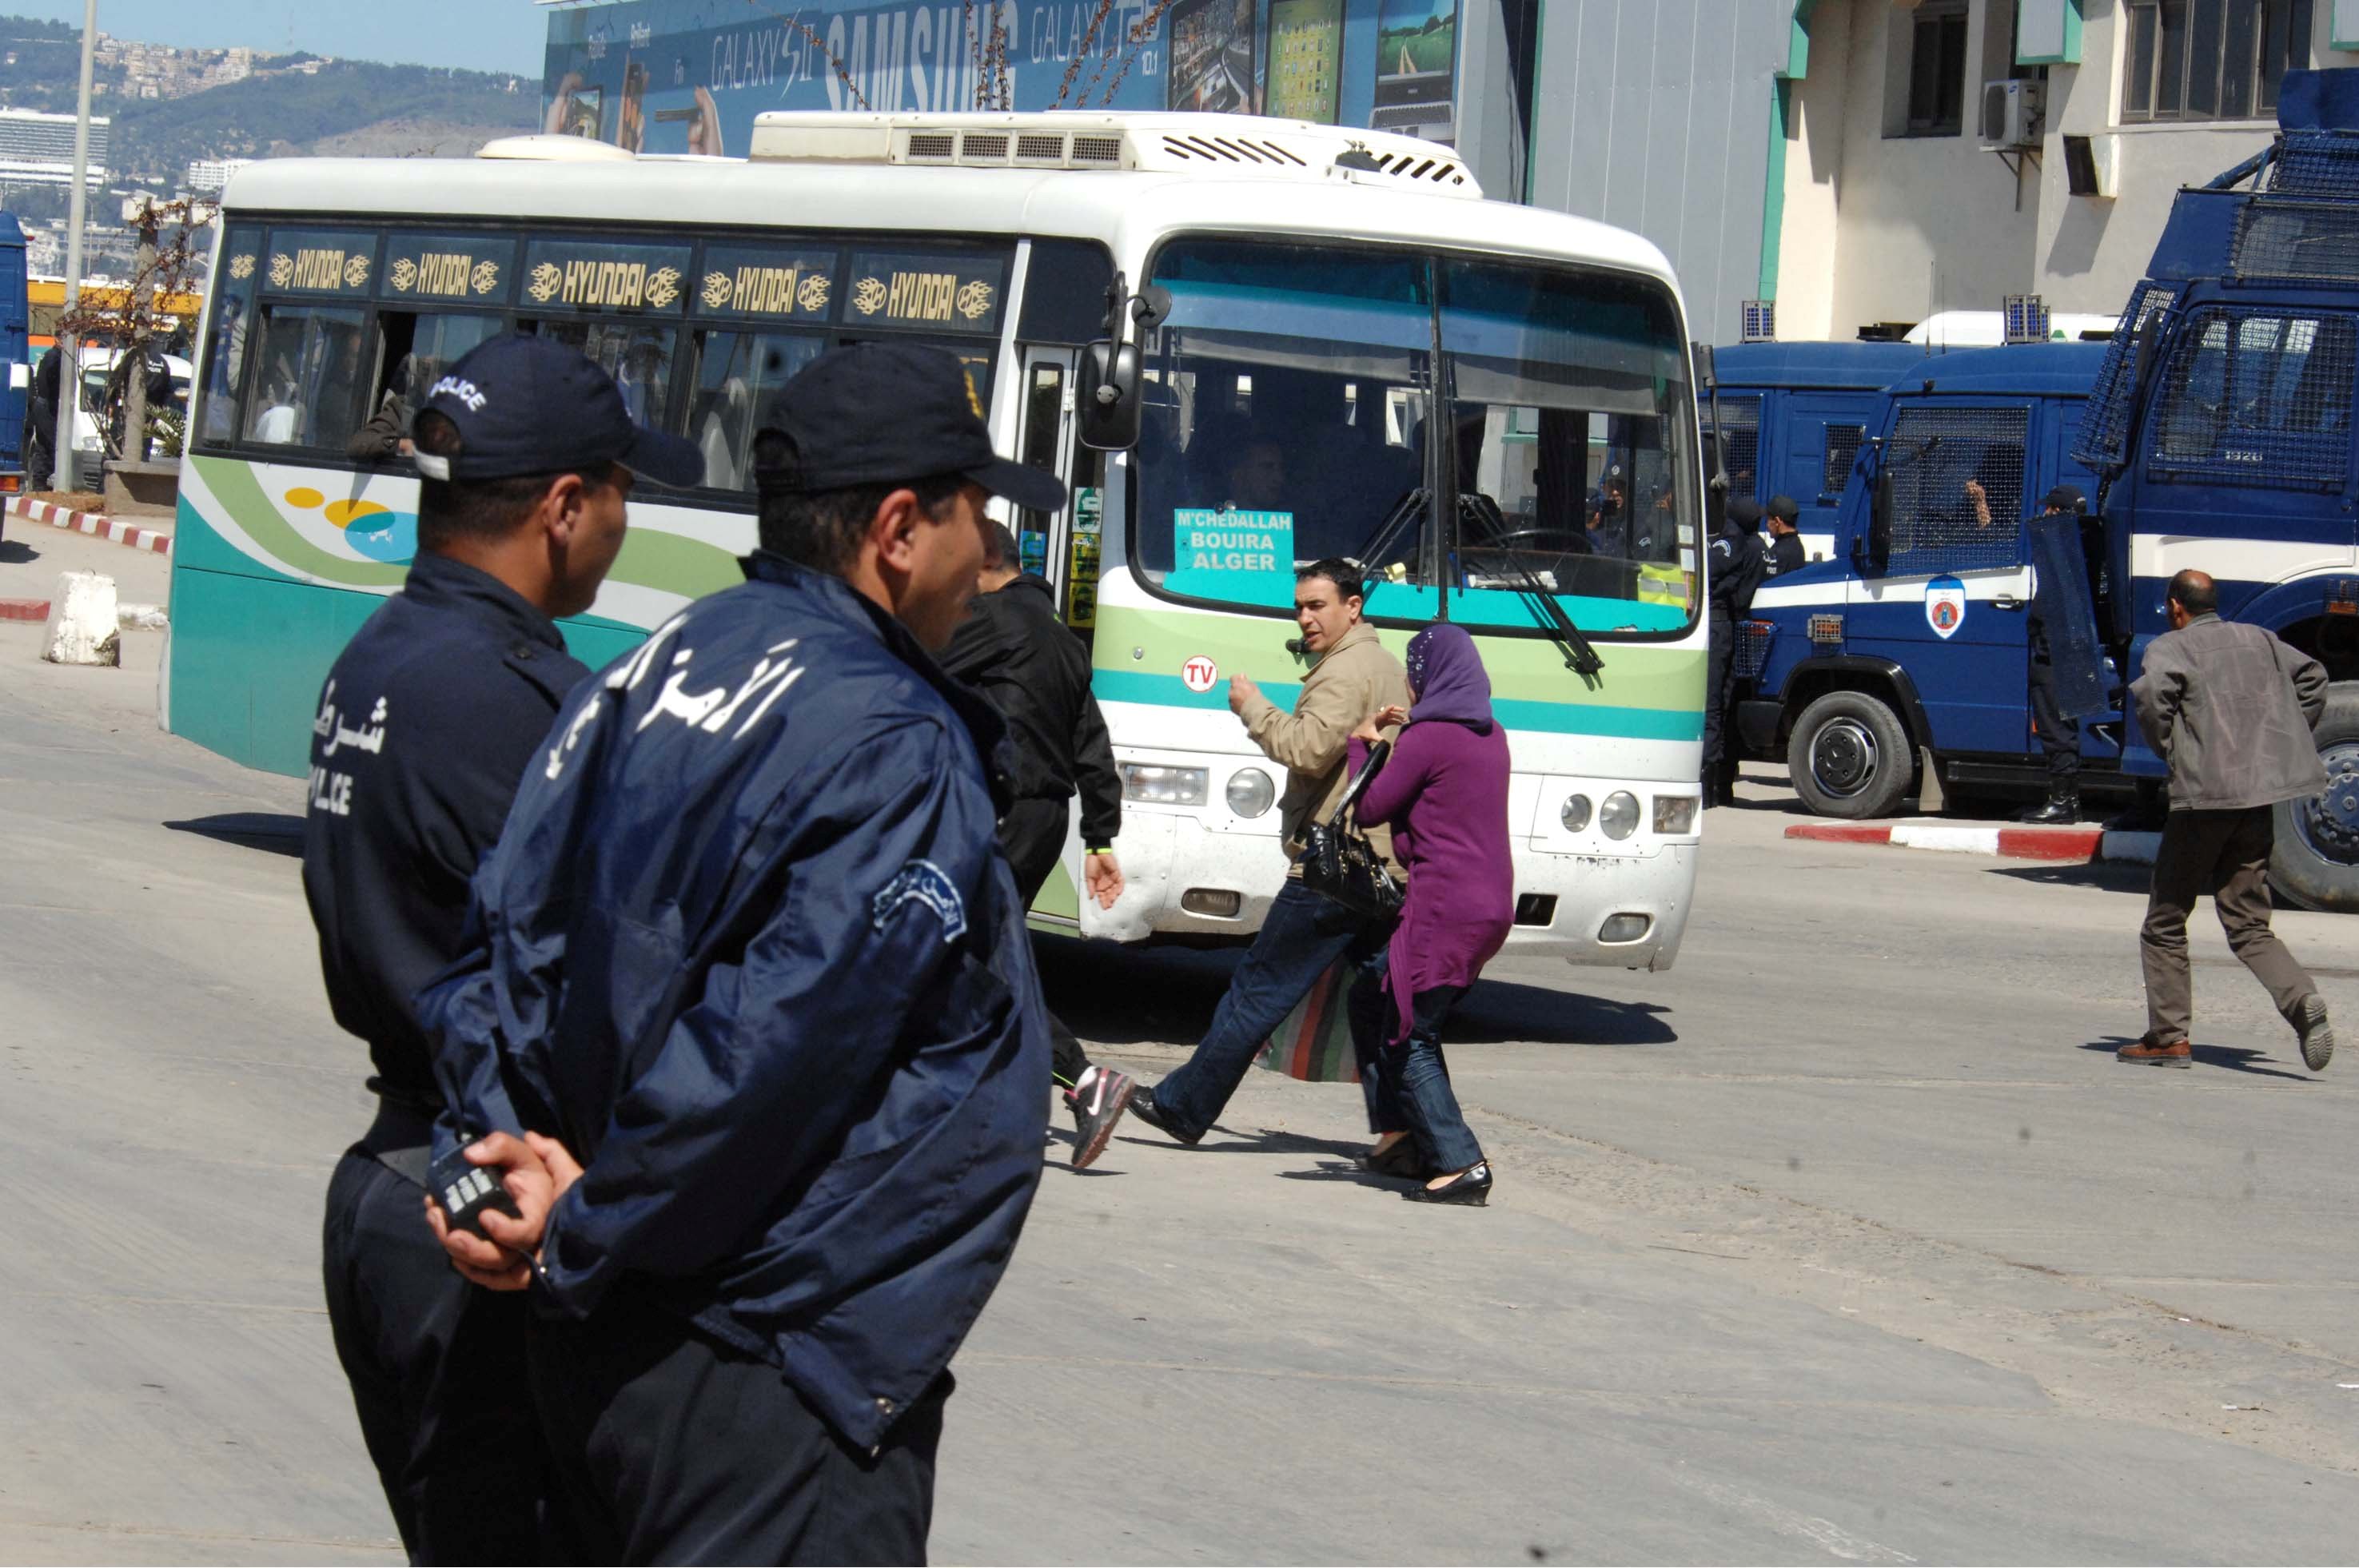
[1905,3,1970,135]
[2123,0,2313,121]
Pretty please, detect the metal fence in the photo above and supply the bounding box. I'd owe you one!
[1821,422,1865,497]
[2231,197,2359,284]
[2149,305,2357,490]
[1883,404,2029,578]
[2263,129,2359,198]
[2072,283,2178,472]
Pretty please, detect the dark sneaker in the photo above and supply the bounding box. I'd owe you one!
[1066,1067,1135,1170]
[2296,994,2334,1073]
[1126,1084,1202,1146]
[2117,1033,2192,1068]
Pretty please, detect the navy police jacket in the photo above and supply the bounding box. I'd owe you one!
[302,550,589,1105]
[421,551,1050,1451]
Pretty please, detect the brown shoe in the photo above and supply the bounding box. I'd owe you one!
[2117,1033,2192,1068]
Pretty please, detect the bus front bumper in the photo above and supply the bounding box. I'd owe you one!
[1087,814,1696,973]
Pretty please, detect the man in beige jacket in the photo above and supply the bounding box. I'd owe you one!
[1131,559,1412,1144]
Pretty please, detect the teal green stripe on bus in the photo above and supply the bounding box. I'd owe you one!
[1088,670,1703,741]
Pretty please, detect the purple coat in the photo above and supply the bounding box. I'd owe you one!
[1348,718,1514,1045]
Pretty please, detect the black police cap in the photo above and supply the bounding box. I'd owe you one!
[2042,484,2086,513]
[1766,494,1799,522]
[412,332,703,489]
[753,342,1066,513]
[1727,497,1764,530]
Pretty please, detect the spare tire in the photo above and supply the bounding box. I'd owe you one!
[2272,681,2359,913]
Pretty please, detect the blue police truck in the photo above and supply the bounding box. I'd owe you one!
[1729,68,2359,912]
[1700,340,1928,566]
[0,212,27,496]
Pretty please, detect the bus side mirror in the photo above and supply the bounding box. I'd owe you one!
[1078,339,1142,451]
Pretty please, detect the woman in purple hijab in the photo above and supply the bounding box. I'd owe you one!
[1345,623,1514,1204]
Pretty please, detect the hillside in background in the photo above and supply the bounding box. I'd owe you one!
[0,16,537,183]
[108,60,538,174]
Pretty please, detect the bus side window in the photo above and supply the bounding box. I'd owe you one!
[532,320,679,440]
[686,328,824,489]
[197,232,261,448]
[241,304,368,451]
[354,311,504,462]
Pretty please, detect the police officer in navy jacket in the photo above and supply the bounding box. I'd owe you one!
[303,333,704,1561]
[421,343,1062,1565]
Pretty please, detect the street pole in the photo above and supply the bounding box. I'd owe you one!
[52,0,97,492]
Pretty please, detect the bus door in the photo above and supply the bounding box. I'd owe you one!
[1849,402,2036,756]
[1013,344,1104,636]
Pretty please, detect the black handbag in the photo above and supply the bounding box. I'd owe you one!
[1297,740,1405,921]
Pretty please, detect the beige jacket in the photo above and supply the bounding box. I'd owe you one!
[1236,620,1413,874]
[2131,614,2329,810]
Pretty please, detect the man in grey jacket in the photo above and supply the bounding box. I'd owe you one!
[2123,569,2333,1072]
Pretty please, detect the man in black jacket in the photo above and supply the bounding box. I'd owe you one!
[26,344,59,491]
[1704,498,1767,806]
[943,521,1134,1168]
[305,334,703,1561]
[1763,494,1805,576]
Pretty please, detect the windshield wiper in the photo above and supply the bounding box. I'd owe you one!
[1350,486,1430,583]
[1459,493,1604,679]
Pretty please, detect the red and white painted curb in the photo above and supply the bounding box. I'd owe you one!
[6,495,173,555]
[1786,819,2162,866]
[0,595,168,628]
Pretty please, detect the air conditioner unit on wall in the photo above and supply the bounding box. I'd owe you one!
[1980,79,2046,149]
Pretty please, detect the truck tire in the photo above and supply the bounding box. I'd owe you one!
[1787,689,1914,820]
[2272,682,2359,913]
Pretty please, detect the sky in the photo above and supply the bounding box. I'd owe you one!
[6,0,555,75]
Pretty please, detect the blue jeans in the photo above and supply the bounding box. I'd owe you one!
[1375,985,1484,1172]
[1153,880,1389,1140]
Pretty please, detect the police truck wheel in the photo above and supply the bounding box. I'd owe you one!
[1787,690,1913,820]
[2273,683,2359,914]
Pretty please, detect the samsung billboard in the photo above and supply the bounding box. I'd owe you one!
[540,0,1462,154]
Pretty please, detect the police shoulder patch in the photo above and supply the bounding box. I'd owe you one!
[871,858,968,944]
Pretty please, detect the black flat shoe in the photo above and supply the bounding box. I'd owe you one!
[1408,1161,1492,1205]
[1357,1140,1428,1178]
[1126,1085,1202,1147]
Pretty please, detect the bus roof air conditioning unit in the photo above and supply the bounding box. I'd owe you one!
[1980,79,2046,150]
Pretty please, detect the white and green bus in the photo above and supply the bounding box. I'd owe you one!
[165,112,1708,969]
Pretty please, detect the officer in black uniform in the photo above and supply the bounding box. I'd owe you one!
[1704,497,1767,806]
[2018,484,2091,825]
[1763,493,1806,577]
[420,343,1058,1566]
[942,519,1135,1168]
[304,333,703,1562]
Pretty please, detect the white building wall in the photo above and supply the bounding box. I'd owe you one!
[1773,0,2359,341]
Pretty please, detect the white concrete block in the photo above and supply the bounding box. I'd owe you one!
[41,570,121,667]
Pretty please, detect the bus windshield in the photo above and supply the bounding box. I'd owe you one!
[1131,238,1699,635]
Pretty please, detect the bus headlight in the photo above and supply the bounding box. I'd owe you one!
[1120,762,1207,806]
[1560,794,1592,833]
[1225,767,1275,818]
[1600,791,1640,840]
[1653,794,1699,834]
